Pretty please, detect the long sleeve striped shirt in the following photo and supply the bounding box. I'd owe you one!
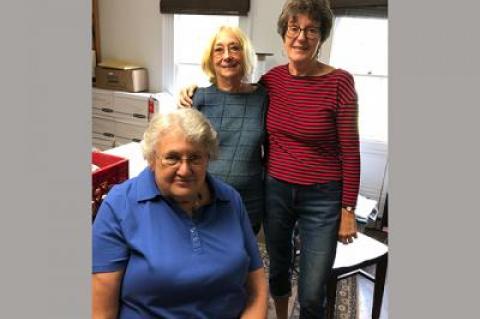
[260,64,360,207]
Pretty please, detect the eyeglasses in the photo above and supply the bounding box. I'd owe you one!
[156,153,206,167]
[213,44,243,57]
[286,25,321,40]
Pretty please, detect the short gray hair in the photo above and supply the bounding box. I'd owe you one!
[141,108,218,165]
[277,0,333,44]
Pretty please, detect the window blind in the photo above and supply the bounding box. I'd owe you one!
[160,0,250,16]
[331,0,387,17]
[331,0,387,9]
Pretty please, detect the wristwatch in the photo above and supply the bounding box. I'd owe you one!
[343,206,355,213]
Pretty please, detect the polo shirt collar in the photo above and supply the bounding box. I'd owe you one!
[205,174,230,203]
[135,167,230,203]
[136,167,161,202]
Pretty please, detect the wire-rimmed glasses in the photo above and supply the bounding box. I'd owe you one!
[156,153,207,168]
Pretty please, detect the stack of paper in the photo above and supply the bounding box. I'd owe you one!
[103,142,147,178]
[355,194,379,223]
[333,232,388,268]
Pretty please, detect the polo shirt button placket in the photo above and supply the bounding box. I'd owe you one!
[190,226,202,252]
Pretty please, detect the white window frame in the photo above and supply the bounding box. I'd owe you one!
[160,14,251,97]
[329,15,389,215]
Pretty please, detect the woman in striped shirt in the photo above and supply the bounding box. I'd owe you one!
[260,1,359,318]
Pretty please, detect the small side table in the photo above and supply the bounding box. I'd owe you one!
[326,232,388,319]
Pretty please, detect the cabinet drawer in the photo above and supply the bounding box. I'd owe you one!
[115,136,142,147]
[93,141,114,151]
[92,116,116,137]
[93,90,114,109]
[92,134,115,151]
[115,120,146,141]
[114,95,149,121]
[92,107,116,118]
[114,112,148,125]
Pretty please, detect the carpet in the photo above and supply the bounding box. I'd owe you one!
[259,243,357,319]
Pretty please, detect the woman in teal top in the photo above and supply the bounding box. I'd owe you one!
[191,26,268,235]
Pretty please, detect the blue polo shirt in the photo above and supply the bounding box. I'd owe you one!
[92,168,263,319]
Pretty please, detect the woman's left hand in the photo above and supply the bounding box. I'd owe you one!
[338,208,358,244]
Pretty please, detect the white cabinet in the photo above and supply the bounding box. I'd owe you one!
[92,88,175,150]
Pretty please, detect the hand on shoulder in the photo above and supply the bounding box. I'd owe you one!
[177,84,198,107]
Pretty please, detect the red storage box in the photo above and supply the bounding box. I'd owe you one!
[92,152,129,220]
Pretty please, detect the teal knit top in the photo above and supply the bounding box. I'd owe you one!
[192,84,268,231]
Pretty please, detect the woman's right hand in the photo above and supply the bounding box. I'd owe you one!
[177,84,198,107]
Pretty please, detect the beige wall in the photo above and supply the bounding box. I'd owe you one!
[97,0,291,92]
[98,0,164,92]
[249,0,288,71]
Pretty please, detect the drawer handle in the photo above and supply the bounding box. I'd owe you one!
[103,132,114,138]
[101,107,114,113]
[132,138,141,143]
[132,113,146,119]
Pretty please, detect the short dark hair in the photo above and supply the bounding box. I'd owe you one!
[277,0,333,44]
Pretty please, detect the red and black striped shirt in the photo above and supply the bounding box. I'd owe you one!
[260,64,360,207]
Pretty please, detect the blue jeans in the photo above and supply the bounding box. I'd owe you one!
[264,175,341,319]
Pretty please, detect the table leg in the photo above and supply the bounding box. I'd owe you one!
[372,254,388,319]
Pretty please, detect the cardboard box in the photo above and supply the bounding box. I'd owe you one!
[95,66,148,92]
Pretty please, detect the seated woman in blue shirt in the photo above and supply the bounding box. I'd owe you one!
[92,108,268,319]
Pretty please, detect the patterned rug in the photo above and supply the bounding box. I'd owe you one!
[259,243,357,319]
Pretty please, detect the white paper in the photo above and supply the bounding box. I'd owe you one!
[333,232,388,269]
[103,142,148,178]
[355,194,379,221]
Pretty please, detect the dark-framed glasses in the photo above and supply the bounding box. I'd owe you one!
[156,153,206,167]
[286,25,321,40]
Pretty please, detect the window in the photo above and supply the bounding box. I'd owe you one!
[329,16,388,211]
[173,14,239,95]
[329,16,388,143]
